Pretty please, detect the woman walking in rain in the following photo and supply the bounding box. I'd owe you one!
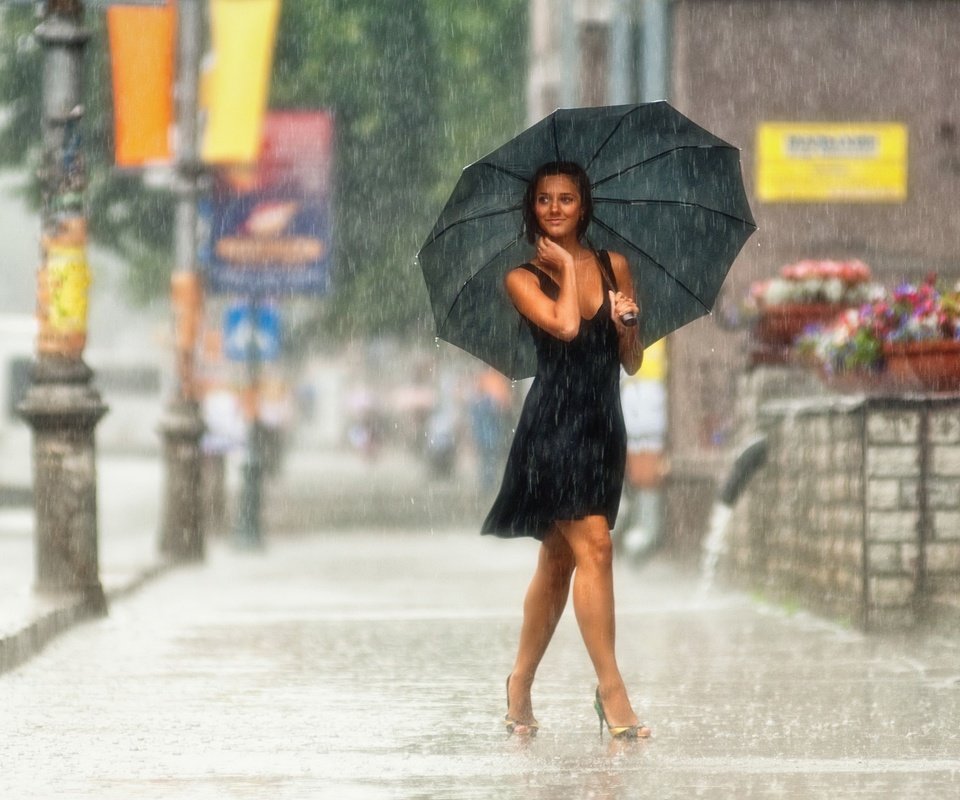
[482,161,650,739]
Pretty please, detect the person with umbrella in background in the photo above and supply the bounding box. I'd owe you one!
[418,104,756,740]
[480,160,648,739]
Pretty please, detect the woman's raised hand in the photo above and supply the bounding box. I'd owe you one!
[535,236,574,271]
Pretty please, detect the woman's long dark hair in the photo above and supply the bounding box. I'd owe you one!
[522,161,594,244]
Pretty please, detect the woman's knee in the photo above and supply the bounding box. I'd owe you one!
[561,517,613,570]
[540,532,575,579]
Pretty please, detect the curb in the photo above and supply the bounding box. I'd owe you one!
[0,560,172,677]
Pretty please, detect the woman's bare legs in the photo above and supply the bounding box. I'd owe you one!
[557,515,640,729]
[507,527,575,725]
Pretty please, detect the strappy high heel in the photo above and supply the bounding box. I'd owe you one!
[593,687,651,740]
[504,675,539,736]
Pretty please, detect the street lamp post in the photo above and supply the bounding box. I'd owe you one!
[233,297,265,550]
[641,0,670,102]
[158,0,205,562]
[17,0,107,611]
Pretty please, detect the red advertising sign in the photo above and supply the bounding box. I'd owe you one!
[200,111,335,296]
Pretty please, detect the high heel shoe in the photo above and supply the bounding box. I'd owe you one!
[593,687,651,740]
[504,675,539,736]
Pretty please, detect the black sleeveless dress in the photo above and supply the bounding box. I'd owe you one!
[481,250,627,541]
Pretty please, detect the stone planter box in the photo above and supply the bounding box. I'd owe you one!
[724,383,960,631]
[883,340,960,392]
[753,302,848,348]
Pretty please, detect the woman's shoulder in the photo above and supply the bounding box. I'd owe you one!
[505,262,559,301]
[602,250,631,281]
[600,249,627,267]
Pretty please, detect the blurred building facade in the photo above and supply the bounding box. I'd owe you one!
[528,0,960,556]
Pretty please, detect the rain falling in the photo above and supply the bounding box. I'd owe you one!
[1,1,959,797]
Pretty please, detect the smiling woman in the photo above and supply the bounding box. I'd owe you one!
[482,160,649,740]
[417,103,755,742]
[522,161,594,245]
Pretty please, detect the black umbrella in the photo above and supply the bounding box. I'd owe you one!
[417,102,757,379]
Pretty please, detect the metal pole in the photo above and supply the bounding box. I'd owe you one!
[17,0,107,612]
[559,0,578,108]
[158,0,205,561]
[609,0,633,104]
[233,297,265,550]
[641,0,669,102]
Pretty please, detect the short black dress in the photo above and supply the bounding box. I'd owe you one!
[481,250,627,541]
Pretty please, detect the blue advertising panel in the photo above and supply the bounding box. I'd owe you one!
[200,111,334,296]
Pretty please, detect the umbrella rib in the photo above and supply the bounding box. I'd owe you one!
[590,144,741,190]
[435,235,524,336]
[594,197,757,229]
[477,161,531,186]
[420,160,531,249]
[421,205,522,249]
[588,216,711,314]
[551,113,561,162]
[584,106,643,174]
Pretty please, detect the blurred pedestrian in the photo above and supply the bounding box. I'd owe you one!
[257,377,292,478]
[200,381,246,533]
[345,384,382,460]
[618,338,667,560]
[469,367,511,495]
[481,161,650,739]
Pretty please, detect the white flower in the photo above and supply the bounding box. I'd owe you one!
[763,278,794,305]
[823,278,845,304]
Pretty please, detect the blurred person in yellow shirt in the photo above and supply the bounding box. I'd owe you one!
[618,338,667,560]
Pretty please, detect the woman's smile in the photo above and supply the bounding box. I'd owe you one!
[534,175,582,241]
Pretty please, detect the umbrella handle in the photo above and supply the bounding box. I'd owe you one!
[620,312,638,327]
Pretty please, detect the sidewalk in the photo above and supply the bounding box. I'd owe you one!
[0,455,167,673]
[2,529,959,798]
[0,444,485,673]
[262,444,489,532]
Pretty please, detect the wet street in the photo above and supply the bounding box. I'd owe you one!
[1,528,959,798]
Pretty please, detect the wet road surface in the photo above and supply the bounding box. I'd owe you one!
[2,529,959,798]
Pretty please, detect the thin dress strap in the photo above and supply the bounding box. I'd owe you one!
[595,249,618,294]
[518,261,559,297]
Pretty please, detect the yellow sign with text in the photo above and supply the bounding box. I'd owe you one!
[756,123,908,202]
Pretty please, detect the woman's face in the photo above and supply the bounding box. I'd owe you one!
[533,174,582,241]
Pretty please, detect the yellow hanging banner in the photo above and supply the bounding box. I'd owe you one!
[756,122,908,203]
[201,0,282,164]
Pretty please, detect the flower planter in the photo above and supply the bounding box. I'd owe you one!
[753,303,848,348]
[883,340,960,392]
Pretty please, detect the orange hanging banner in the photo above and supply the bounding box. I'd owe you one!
[107,3,176,167]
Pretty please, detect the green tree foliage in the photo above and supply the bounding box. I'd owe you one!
[0,1,526,336]
[271,0,527,338]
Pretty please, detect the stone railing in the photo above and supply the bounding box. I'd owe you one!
[723,369,960,630]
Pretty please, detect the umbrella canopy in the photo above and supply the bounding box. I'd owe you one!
[417,102,757,379]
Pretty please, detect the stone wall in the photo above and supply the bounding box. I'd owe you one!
[919,406,960,622]
[723,373,960,630]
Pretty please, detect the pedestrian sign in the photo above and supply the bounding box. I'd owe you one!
[223,303,281,362]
